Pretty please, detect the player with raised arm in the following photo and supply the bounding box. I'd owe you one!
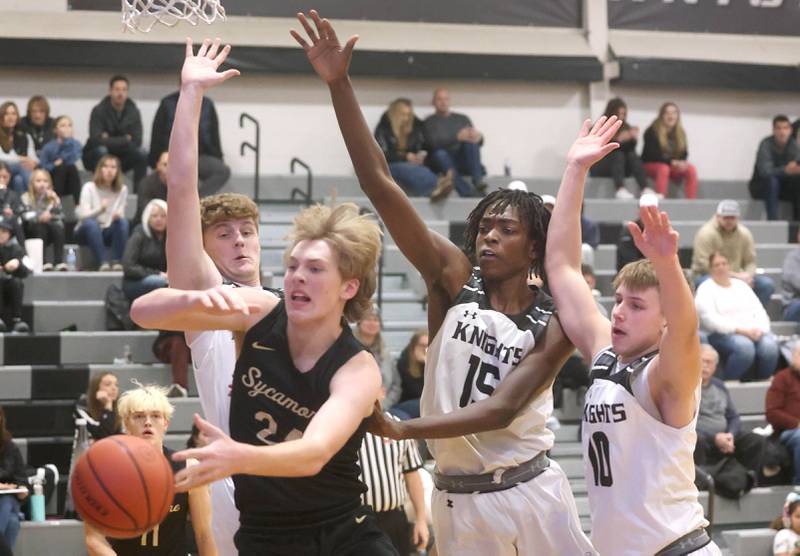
[545,116,721,555]
[131,202,397,555]
[291,11,594,555]
[163,38,263,556]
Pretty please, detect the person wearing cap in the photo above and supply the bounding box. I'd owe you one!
[691,199,775,308]
[0,218,30,332]
[749,115,800,221]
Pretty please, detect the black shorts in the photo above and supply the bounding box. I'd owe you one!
[235,505,398,556]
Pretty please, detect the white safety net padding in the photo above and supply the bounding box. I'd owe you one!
[121,0,226,33]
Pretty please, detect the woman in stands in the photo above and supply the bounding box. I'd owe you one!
[0,405,29,553]
[642,102,698,199]
[18,96,54,155]
[75,154,130,271]
[392,329,428,419]
[0,101,37,196]
[589,97,650,200]
[21,169,66,271]
[374,98,454,201]
[772,492,800,556]
[695,251,779,380]
[38,115,83,204]
[122,199,167,301]
[353,307,401,410]
[74,371,121,440]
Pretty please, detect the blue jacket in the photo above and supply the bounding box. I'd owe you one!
[39,138,82,172]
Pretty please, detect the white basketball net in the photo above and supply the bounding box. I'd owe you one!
[121,0,226,33]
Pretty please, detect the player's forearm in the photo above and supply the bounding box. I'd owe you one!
[195,528,218,556]
[130,288,195,330]
[405,470,427,523]
[547,163,590,273]
[328,77,394,201]
[652,255,698,336]
[238,437,333,477]
[397,401,515,440]
[167,86,202,193]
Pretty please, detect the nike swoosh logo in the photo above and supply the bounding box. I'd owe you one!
[355,515,366,524]
[252,341,275,351]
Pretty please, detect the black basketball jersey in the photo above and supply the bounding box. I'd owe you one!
[229,300,369,527]
[109,447,189,556]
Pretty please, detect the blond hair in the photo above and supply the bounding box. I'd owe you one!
[612,258,659,292]
[117,383,174,424]
[650,102,688,159]
[199,193,259,233]
[27,168,54,200]
[284,203,382,323]
[387,98,413,151]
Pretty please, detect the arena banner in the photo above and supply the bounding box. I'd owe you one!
[609,0,799,36]
[69,0,582,28]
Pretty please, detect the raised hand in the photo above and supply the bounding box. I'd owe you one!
[628,204,679,263]
[181,37,240,92]
[566,116,623,170]
[290,10,358,85]
[366,402,405,440]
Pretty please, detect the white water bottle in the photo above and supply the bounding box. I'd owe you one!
[66,247,77,271]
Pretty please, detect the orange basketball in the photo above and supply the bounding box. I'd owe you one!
[70,435,175,538]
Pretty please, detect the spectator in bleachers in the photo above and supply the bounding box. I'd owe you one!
[0,219,30,333]
[695,251,778,380]
[423,88,485,197]
[0,163,27,246]
[0,101,38,195]
[0,405,29,552]
[152,330,191,398]
[782,228,800,324]
[20,169,66,271]
[392,329,428,420]
[694,344,765,474]
[691,199,775,308]
[74,371,121,440]
[750,115,800,221]
[374,98,454,201]
[353,306,401,409]
[18,95,54,155]
[641,102,698,199]
[122,199,167,301]
[135,150,168,224]
[75,154,130,271]
[589,97,649,200]
[767,342,800,485]
[772,492,800,556]
[82,75,148,188]
[149,91,229,196]
[38,115,82,204]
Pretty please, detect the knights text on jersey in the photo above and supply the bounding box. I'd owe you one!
[229,300,369,527]
[583,347,707,555]
[421,267,556,475]
[109,448,189,556]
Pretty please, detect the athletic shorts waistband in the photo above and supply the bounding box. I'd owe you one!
[655,528,712,556]
[433,452,550,494]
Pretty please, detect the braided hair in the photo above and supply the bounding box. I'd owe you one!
[463,188,550,281]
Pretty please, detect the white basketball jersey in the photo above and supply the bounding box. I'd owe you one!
[583,347,707,556]
[421,268,556,475]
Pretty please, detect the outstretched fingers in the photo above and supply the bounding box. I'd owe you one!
[185,37,193,58]
[297,12,319,44]
[290,29,310,50]
[196,38,211,58]
[599,118,623,144]
[578,118,592,138]
[206,37,221,60]
[588,115,608,137]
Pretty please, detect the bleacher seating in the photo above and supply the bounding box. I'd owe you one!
[2,172,798,554]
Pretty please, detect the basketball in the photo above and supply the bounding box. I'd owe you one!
[70,435,175,539]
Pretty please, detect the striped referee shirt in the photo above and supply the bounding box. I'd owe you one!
[358,413,424,513]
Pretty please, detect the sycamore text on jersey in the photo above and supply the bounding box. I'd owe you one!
[241,366,317,419]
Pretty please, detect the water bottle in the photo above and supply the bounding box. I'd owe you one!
[64,418,90,517]
[30,473,46,522]
[66,247,77,271]
[123,344,132,364]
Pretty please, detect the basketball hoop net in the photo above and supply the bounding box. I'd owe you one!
[121,0,226,33]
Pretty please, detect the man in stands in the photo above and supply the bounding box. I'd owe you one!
[423,88,485,197]
[750,115,800,221]
[134,151,168,224]
[781,228,800,323]
[82,75,148,188]
[149,90,229,197]
[691,199,774,308]
[694,344,764,475]
[766,342,800,484]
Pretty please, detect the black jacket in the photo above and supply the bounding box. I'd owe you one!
[0,240,29,279]
[149,91,223,167]
[374,112,428,164]
[18,116,55,153]
[0,439,30,493]
[74,394,120,441]
[641,126,688,164]
[122,224,166,280]
[85,96,143,152]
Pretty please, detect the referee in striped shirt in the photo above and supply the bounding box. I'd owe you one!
[359,399,429,555]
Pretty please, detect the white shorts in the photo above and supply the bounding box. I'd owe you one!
[209,477,239,556]
[431,460,596,556]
